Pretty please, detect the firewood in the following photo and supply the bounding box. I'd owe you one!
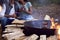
[47,35,57,40]
[2,32,25,40]
[40,35,46,40]
[26,34,38,40]
[15,36,27,40]
[12,19,26,24]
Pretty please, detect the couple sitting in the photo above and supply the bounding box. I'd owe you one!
[0,0,34,33]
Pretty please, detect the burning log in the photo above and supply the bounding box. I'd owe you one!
[24,20,55,37]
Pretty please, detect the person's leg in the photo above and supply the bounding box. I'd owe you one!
[6,19,14,25]
[1,17,7,32]
[25,15,34,20]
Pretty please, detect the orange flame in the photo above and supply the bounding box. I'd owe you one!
[50,18,55,29]
[57,28,60,40]
[51,18,60,40]
[58,29,60,35]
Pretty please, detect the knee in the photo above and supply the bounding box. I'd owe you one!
[1,17,7,23]
[1,17,7,21]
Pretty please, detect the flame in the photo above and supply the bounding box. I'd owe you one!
[57,28,60,40]
[58,29,60,35]
[50,17,60,40]
[51,18,60,34]
[50,18,55,29]
[50,18,59,29]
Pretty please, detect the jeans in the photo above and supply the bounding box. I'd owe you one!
[18,14,34,20]
[0,17,7,32]
[0,17,14,32]
[6,18,14,25]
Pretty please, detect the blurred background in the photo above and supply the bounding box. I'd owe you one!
[30,0,60,21]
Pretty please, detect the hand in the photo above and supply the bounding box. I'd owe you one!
[5,14,10,18]
[19,6,26,12]
[10,14,16,18]
[19,8,24,12]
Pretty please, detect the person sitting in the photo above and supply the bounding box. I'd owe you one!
[15,0,34,20]
[5,0,16,25]
[0,1,7,33]
[1,0,16,33]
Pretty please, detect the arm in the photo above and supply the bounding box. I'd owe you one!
[5,13,16,18]
[19,2,32,14]
[19,6,32,14]
[24,2,32,14]
[24,6,32,14]
[5,6,16,18]
[12,13,16,18]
